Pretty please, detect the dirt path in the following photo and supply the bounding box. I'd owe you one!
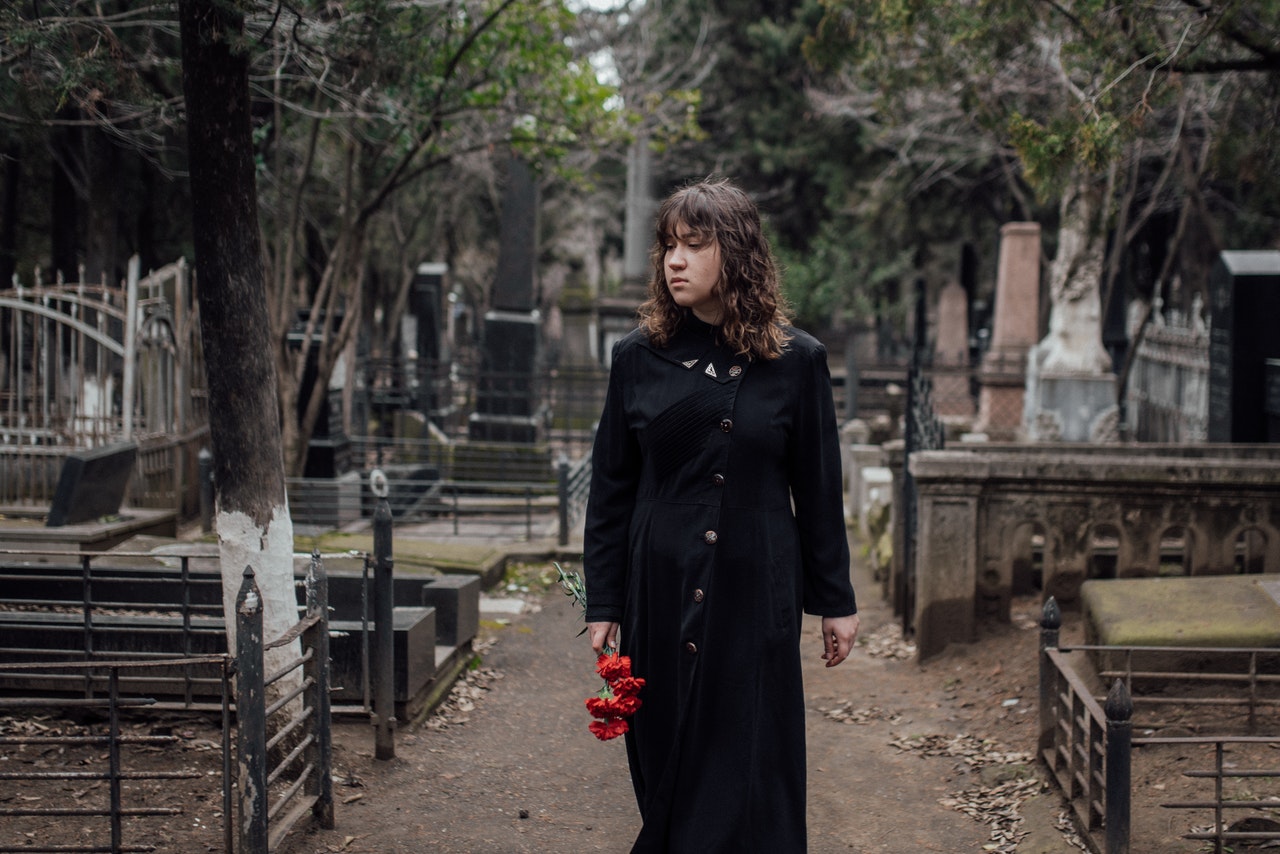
[279,560,1089,854]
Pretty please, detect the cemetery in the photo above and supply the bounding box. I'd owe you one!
[2,2,1280,852]
[2,219,1278,851]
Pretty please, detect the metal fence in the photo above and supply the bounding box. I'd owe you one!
[1038,597,1280,853]
[0,657,232,854]
[0,555,334,854]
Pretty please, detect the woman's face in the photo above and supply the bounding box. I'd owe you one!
[664,222,724,324]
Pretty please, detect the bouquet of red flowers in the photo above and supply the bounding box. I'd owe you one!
[586,651,645,740]
[556,563,645,741]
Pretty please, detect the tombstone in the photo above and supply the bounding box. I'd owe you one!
[1266,360,1280,443]
[933,280,973,419]
[976,223,1040,438]
[290,313,352,479]
[46,442,138,527]
[1208,250,1280,442]
[469,157,546,442]
[397,262,448,417]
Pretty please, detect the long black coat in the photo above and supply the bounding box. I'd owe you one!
[584,315,857,853]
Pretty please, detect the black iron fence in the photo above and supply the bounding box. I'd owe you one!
[1038,598,1280,853]
[0,658,232,854]
[0,555,334,853]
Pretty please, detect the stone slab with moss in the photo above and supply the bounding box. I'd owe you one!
[1081,573,1280,648]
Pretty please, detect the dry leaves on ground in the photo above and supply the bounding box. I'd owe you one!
[820,701,906,726]
[860,622,917,660]
[891,732,1048,853]
[421,639,501,731]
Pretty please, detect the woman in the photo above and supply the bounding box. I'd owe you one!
[583,177,859,853]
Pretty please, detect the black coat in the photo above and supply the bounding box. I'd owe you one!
[584,315,857,853]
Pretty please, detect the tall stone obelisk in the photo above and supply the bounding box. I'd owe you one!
[468,157,544,442]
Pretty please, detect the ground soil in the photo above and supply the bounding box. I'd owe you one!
[3,557,1277,853]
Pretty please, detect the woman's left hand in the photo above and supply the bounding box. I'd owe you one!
[820,614,860,667]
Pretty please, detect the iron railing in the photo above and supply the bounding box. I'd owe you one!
[0,555,334,854]
[1039,597,1280,853]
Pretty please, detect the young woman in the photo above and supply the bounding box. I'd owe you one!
[583,177,859,852]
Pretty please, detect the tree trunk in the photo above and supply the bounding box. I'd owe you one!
[0,143,18,286]
[177,0,300,678]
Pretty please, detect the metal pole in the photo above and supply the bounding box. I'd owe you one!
[373,499,396,760]
[1039,596,1061,757]
[236,566,268,854]
[306,551,335,828]
[557,454,570,547]
[198,447,214,533]
[1105,678,1133,854]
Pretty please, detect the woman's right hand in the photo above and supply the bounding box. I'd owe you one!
[587,621,619,655]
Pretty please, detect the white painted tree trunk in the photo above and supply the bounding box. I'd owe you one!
[217,504,301,682]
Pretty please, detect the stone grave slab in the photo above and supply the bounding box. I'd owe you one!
[1082,573,1280,648]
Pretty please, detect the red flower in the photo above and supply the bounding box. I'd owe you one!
[589,717,630,741]
[596,652,633,682]
[609,676,645,698]
[584,650,644,740]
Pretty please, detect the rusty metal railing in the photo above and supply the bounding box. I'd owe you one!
[1039,597,1280,854]
[0,656,234,853]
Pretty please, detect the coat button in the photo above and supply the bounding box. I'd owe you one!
[703,530,718,545]
[693,588,705,603]
[685,642,698,654]
[711,473,725,486]
[719,418,733,433]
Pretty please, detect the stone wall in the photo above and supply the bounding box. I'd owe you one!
[886,442,1280,660]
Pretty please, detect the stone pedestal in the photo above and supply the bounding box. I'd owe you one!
[468,310,545,443]
[1026,372,1117,441]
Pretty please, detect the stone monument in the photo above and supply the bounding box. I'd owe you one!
[976,223,1041,439]
[469,157,545,442]
[596,135,652,366]
[1024,194,1118,442]
[1208,250,1280,442]
[933,280,973,419]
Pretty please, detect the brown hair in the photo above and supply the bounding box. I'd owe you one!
[637,177,792,360]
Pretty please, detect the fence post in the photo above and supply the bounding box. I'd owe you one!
[235,566,268,854]
[557,454,570,547]
[1105,678,1133,854]
[306,551,335,828]
[198,447,214,533]
[1039,596,1061,756]
[373,499,396,760]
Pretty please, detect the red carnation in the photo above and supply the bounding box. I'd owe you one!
[596,652,633,682]
[589,717,630,741]
[609,676,645,698]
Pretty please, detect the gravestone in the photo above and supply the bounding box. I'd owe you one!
[1268,360,1280,443]
[976,223,1040,438]
[409,262,448,414]
[933,280,973,418]
[46,442,138,527]
[1208,250,1280,443]
[469,157,545,442]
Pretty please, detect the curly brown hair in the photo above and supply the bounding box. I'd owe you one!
[637,177,792,361]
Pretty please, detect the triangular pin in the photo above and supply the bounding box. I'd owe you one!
[704,363,718,378]
[682,359,698,369]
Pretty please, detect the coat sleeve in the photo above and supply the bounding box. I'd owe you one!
[582,341,642,623]
[787,341,858,617]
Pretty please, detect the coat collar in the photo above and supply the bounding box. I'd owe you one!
[639,314,747,384]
